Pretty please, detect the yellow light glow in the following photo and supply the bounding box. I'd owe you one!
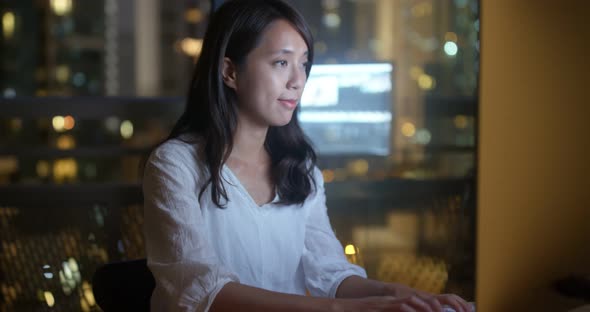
[57,135,75,150]
[36,160,50,178]
[184,8,204,24]
[52,116,65,132]
[401,122,416,137]
[2,11,15,39]
[44,291,55,307]
[454,115,468,129]
[418,74,435,90]
[120,120,134,139]
[444,32,458,42]
[56,65,70,83]
[82,281,96,306]
[344,244,356,255]
[63,115,75,130]
[80,298,90,312]
[53,158,78,183]
[179,38,203,57]
[348,159,369,176]
[50,0,73,16]
[410,66,424,80]
[322,169,335,183]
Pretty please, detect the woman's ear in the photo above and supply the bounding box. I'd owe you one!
[222,57,238,90]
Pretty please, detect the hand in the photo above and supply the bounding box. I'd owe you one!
[383,283,473,312]
[333,295,449,312]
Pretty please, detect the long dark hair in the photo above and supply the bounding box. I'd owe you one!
[167,0,316,208]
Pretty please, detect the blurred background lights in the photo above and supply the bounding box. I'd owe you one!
[401,122,416,137]
[323,13,341,28]
[444,32,458,42]
[415,129,432,145]
[120,120,134,139]
[63,115,75,130]
[50,0,73,16]
[454,115,469,129]
[104,116,120,133]
[418,74,435,90]
[410,66,424,80]
[56,65,70,83]
[59,257,81,295]
[42,264,54,279]
[44,291,55,307]
[411,2,432,17]
[72,72,86,87]
[82,281,96,307]
[321,0,341,10]
[36,160,51,178]
[444,41,458,56]
[184,8,204,24]
[345,244,357,255]
[52,116,65,132]
[2,11,15,39]
[178,38,203,57]
[52,158,78,183]
[347,159,369,177]
[3,87,16,97]
[344,244,361,265]
[321,169,335,183]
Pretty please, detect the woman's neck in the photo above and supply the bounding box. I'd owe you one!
[230,120,269,164]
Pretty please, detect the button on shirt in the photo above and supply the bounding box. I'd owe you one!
[143,139,367,311]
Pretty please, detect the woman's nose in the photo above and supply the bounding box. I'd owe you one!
[287,66,306,90]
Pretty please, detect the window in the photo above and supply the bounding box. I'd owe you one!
[0,0,478,309]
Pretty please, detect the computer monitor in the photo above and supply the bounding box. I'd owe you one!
[299,63,393,156]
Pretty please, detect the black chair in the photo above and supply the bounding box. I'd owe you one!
[92,258,155,312]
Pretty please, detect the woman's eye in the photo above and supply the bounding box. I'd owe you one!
[276,60,288,66]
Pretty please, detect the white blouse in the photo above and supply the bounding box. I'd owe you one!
[143,138,367,312]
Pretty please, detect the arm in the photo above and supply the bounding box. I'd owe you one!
[144,143,239,311]
[210,282,334,312]
[337,275,474,312]
[210,282,441,312]
[336,275,387,298]
[302,168,473,312]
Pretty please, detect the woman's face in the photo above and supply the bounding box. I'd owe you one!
[223,19,309,129]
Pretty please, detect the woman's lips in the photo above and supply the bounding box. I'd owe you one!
[278,99,298,109]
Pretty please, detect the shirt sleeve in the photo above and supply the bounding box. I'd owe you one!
[302,167,367,298]
[143,142,239,312]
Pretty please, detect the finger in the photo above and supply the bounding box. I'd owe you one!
[403,295,433,312]
[436,295,465,312]
[419,295,442,312]
[395,302,417,312]
[450,295,473,312]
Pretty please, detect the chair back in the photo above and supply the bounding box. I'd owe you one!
[92,258,155,312]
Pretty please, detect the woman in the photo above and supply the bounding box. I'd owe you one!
[143,0,473,311]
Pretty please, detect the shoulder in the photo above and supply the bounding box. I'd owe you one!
[146,135,207,178]
[307,165,325,199]
[151,135,203,163]
[311,166,324,186]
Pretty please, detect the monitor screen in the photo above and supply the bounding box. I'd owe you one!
[299,63,393,156]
